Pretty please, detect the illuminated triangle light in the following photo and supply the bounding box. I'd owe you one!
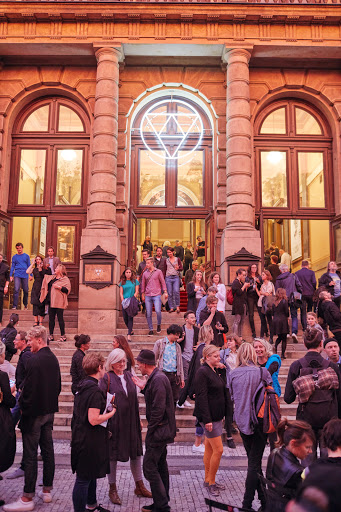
[140,99,203,163]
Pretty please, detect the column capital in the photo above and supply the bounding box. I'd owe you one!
[93,44,125,63]
[222,46,253,65]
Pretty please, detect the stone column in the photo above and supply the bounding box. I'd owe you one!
[78,45,123,338]
[88,46,121,229]
[221,48,261,277]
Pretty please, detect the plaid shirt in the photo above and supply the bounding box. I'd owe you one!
[293,367,339,403]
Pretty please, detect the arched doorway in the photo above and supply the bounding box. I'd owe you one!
[254,99,334,276]
[129,95,214,268]
[7,96,90,306]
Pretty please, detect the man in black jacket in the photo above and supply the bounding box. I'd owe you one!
[4,326,61,512]
[0,253,9,327]
[295,260,317,330]
[319,291,341,348]
[284,328,341,466]
[133,350,176,512]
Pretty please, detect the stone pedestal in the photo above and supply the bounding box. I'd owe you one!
[78,46,123,337]
[221,48,261,280]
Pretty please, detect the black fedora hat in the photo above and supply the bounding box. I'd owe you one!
[136,349,155,366]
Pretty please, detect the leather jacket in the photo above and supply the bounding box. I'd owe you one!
[266,446,303,492]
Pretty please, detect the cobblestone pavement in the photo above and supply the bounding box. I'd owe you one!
[1,442,266,512]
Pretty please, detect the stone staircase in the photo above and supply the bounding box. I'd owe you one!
[3,308,307,442]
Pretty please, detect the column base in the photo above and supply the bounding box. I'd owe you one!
[78,226,121,336]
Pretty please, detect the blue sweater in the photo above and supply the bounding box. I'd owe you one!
[266,354,282,397]
[10,253,31,279]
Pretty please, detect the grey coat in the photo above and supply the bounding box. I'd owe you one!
[229,364,272,435]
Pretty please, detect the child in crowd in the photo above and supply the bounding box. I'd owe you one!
[306,311,325,341]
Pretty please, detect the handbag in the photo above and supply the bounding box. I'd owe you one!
[290,291,302,308]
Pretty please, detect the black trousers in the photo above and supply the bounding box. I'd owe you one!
[22,413,55,497]
[49,307,65,336]
[240,425,268,509]
[257,307,273,340]
[122,306,134,335]
[163,371,180,406]
[275,333,287,356]
[247,295,257,336]
[143,442,170,512]
[301,295,314,331]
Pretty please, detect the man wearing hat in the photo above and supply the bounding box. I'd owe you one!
[132,350,176,512]
[324,337,341,372]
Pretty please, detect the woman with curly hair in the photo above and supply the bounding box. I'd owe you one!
[118,267,139,341]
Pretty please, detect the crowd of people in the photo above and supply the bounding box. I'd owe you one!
[2,238,341,511]
[0,243,70,343]
[1,321,341,512]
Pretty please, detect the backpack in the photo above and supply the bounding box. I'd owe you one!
[226,288,233,306]
[295,357,339,429]
[253,367,281,434]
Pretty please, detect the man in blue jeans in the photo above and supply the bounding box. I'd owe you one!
[10,243,31,310]
[141,257,167,336]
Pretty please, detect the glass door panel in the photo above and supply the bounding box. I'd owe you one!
[260,151,288,207]
[177,151,203,206]
[18,149,46,205]
[139,150,166,206]
[298,152,325,208]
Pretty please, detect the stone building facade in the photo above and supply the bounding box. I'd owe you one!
[0,0,340,334]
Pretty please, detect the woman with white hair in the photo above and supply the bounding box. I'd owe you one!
[0,341,16,505]
[99,348,151,505]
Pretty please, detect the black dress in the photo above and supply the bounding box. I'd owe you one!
[0,369,16,472]
[70,348,86,395]
[272,299,289,335]
[31,267,51,317]
[99,370,143,462]
[71,376,110,480]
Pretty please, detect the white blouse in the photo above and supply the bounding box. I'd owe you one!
[215,283,226,312]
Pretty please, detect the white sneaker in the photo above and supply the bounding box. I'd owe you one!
[6,468,25,479]
[3,498,35,511]
[38,491,52,503]
[183,400,193,408]
[176,401,185,409]
[192,444,205,453]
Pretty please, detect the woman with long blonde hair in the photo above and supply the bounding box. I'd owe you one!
[193,344,227,497]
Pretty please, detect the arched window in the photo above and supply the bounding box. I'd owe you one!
[131,96,213,213]
[255,100,332,214]
[10,98,88,209]
[7,97,90,304]
[255,100,334,275]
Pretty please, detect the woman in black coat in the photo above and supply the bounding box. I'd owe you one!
[272,288,290,358]
[70,334,91,395]
[99,348,151,505]
[231,270,249,337]
[265,418,315,512]
[71,352,116,512]
[0,341,16,505]
[26,256,51,326]
[194,345,227,497]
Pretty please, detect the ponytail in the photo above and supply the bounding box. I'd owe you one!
[7,312,19,329]
[276,418,315,448]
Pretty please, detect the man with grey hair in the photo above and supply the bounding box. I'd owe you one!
[4,326,61,512]
[0,252,9,327]
[275,263,302,343]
